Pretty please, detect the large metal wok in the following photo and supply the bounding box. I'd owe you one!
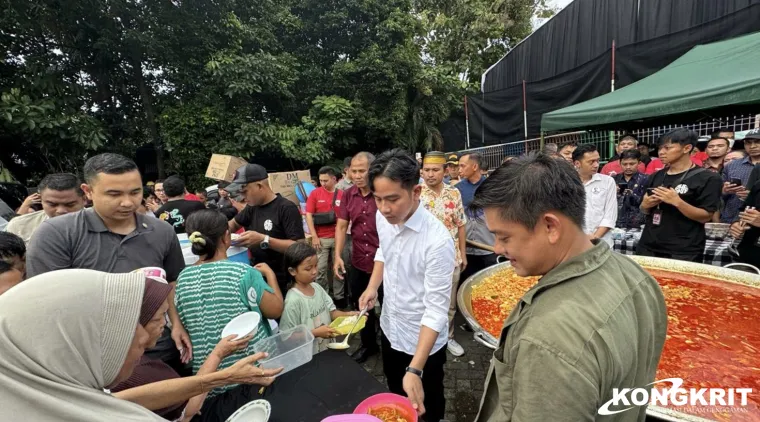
[457,256,760,422]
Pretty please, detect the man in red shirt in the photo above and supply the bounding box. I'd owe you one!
[306,166,345,307]
[334,152,381,363]
[600,134,646,176]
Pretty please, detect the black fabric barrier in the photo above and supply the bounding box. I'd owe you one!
[482,0,760,92]
[459,3,760,150]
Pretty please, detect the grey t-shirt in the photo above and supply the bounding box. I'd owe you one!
[27,207,185,280]
[26,208,186,362]
[279,283,336,354]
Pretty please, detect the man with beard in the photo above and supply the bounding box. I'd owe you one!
[26,153,190,374]
[420,151,468,357]
[703,134,731,173]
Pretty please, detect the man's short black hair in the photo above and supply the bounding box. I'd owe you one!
[659,128,698,149]
[342,157,352,170]
[163,175,186,198]
[217,181,230,189]
[0,232,25,275]
[470,152,585,230]
[619,150,641,161]
[318,166,337,177]
[617,133,638,144]
[461,152,483,169]
[558,141,577,151]
[710,128,733,139]
[707,136,730,148]
[38,173,84,196]
[83,153,139,184]
[571,143,597,162]
[368,148,419,191]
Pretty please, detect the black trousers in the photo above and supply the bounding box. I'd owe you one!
[636,244,703,263]
[460,253,498,285]
[381,332,446,422]
[350,269,383,351]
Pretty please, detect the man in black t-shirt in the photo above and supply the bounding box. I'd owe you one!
[638,129,722,262]
[228,163,305,291]
[155,176,206,234]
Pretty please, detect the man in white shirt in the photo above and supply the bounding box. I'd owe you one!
[573,144,618,246]
[359,149,456,422]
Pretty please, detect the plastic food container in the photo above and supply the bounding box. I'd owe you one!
[321,415,381,422]
[252,324,314,377]
[354,393,418,422]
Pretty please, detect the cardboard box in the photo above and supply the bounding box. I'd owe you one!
[268,170,312,205]
[205,154,248,182]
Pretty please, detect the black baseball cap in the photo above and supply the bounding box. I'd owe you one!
[744,128,760,141]
[231,163,268,184]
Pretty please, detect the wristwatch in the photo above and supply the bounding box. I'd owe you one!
[405,366,423,378]
[261,235,270,250]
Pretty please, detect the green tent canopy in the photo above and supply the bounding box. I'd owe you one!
[541,31,760,132]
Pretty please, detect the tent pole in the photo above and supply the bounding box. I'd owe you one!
[609,40,616,158]
[464,95,470,150]
[611,40,616,92]
[523,80,528,139]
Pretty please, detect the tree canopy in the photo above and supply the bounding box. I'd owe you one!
[1,0,552,187]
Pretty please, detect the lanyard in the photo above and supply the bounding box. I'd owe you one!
[664,164,695,188]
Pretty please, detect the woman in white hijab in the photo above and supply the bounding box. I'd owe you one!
[0,269,167,421]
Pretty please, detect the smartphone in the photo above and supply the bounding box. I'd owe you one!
[415,152,422,160]
[617,182,628,188]
[646,187,656,195]
[731,178,742,186]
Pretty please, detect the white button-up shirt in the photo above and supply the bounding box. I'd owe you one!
[374,204,456,355]
[583,173,618,245]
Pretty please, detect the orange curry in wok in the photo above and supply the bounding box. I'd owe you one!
[470,268,760,421]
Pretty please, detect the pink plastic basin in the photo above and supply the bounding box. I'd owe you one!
[321,415,381,422]
[353,393,418,422]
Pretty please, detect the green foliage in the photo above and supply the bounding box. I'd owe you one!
[1,0,542,185]
[415,0,557,85]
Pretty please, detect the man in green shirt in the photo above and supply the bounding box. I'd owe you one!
[471,153,668,421]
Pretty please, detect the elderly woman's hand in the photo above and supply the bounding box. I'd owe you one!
[211,334,253,360]
[221,352,283,386]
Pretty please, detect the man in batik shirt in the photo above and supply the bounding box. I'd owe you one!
[420,151,468,357]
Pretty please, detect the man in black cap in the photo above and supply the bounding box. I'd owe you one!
[228,163,305,292]
[444,153,461,186]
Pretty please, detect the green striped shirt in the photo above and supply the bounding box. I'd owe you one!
[175,261,273,397]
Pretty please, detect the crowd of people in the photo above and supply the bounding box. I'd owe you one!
[546,127,760,267]
[1,125,760,421]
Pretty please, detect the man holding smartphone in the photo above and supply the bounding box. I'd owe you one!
[614,150,648,229]
[638,129,722,262]
[720,129,760,222]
